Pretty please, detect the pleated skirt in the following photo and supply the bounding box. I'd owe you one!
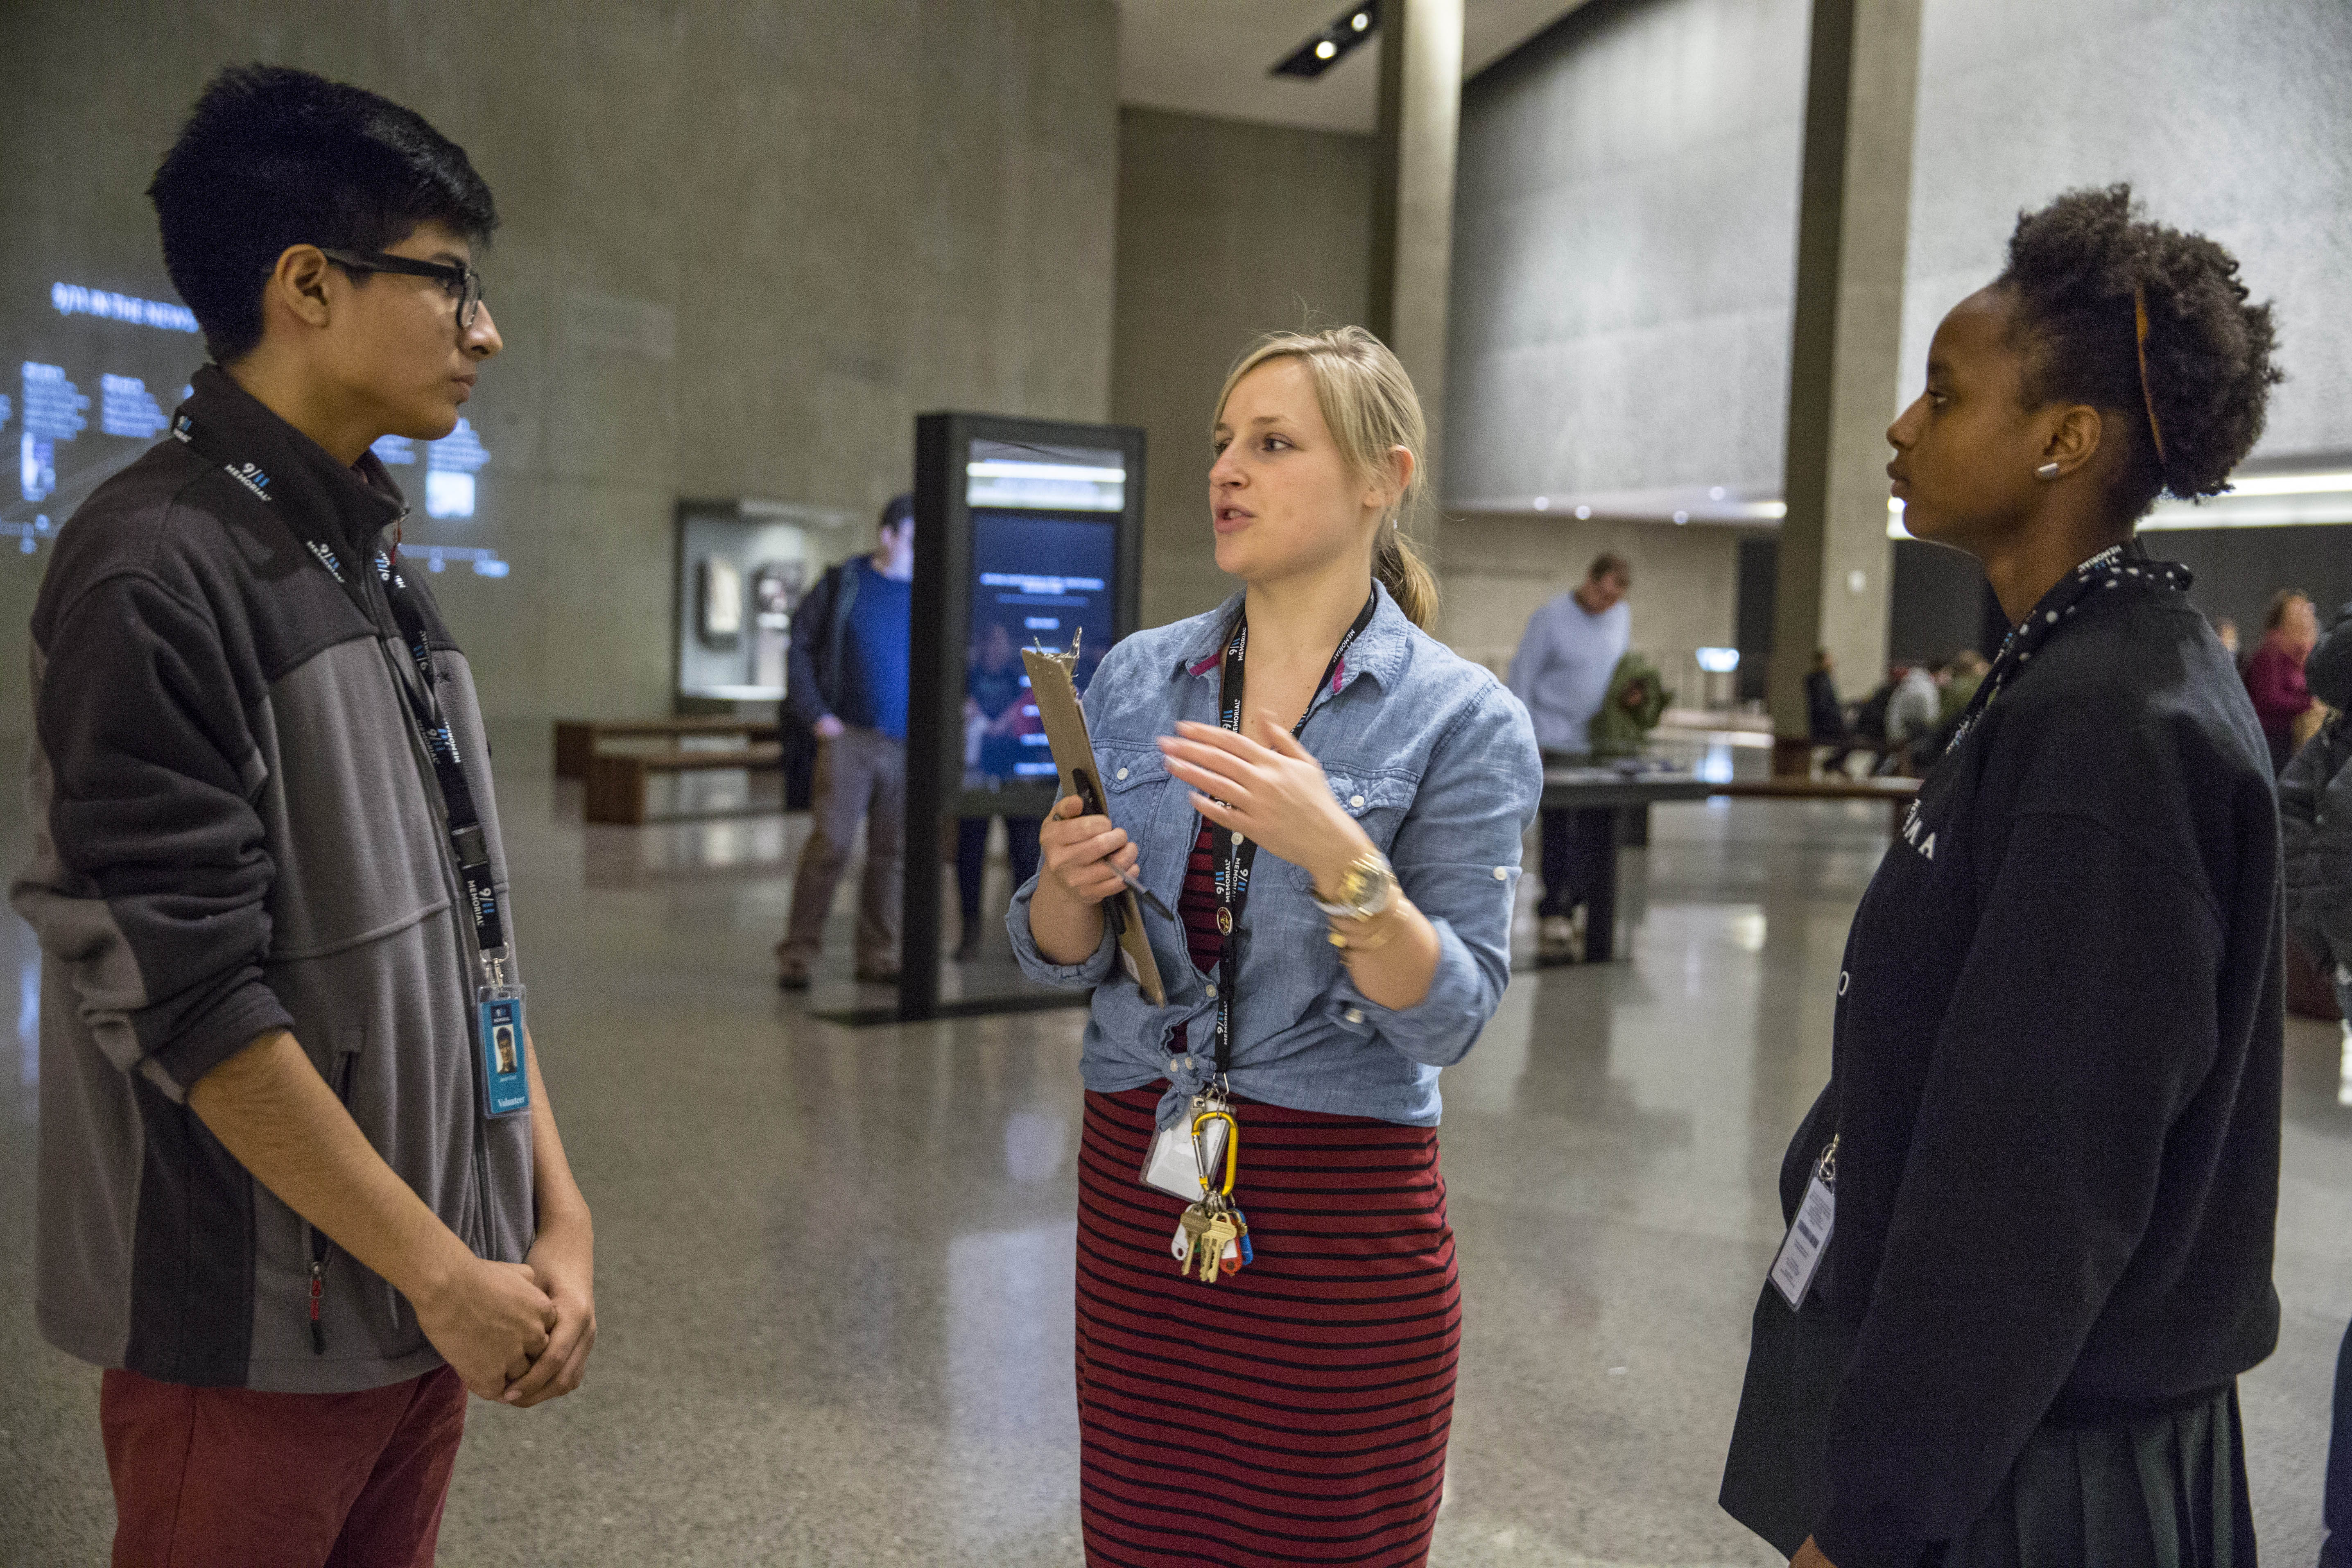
[1725,1283,2258,1568]
[1074,1086,1460,1568]
[1940,1387,2257,1568]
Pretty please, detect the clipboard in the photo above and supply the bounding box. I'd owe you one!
[1021,643,1167,1005]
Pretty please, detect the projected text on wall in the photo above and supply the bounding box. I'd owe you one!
[4,279,510,576]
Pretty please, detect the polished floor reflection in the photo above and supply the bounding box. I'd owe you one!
[2,735,2344,1564]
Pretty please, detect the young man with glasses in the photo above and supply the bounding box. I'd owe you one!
[16,65,594,1566]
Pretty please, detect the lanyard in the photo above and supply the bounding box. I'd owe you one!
[170,413,511,982]
[1203,591,1377,1075]
[1943,540,2190,753]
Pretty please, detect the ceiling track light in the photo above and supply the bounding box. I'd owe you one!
[1272,0,1381,79]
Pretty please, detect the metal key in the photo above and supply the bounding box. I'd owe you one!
[1176,1203,1213,1274]
[1198,1213,1239,1283]
[1226,1209,1252,1273]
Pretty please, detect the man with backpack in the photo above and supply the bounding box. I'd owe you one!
[776,495,916,988]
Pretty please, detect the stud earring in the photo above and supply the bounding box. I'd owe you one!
[2036,462,2062,480]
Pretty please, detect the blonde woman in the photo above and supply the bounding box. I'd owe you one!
[1011,327,1542,1566]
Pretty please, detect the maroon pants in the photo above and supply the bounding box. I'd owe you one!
[100,1365,467,1568]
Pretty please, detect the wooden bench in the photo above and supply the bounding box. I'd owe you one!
[583,743,785,826]
[553,717,781,780]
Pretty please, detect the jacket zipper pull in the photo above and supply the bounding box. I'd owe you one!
[308,1260,327,1354]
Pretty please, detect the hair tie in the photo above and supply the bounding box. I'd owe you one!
[2132,283,2169,477]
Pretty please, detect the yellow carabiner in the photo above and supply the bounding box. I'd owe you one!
[1190,1109,1239,1197]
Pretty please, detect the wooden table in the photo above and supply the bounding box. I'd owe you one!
[1538,767,1918,961]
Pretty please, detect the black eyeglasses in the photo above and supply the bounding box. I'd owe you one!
[317,248,486,331]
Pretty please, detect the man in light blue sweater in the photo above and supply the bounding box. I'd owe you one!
[1507,554,1632,962]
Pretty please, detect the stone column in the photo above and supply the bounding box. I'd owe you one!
[1767,0,1922,772]
[1368,0,1463,481]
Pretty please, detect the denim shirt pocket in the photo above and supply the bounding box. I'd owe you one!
[1094,743,1190,928]
[1320,770,1420,855]
[1251,771,1419,935]
[1095,743,1172,830]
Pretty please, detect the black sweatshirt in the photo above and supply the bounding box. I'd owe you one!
[1786,549,2283,1568]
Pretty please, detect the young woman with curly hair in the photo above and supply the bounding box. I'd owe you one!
[1721,185,2285,1568]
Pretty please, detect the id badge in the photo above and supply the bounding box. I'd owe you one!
[1768,1168,1834,1309]
[476,986,531,1119]
[1140,1112,1228,1201]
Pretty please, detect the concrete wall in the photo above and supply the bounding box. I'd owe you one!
[1109,108,1377,626]
[1445,0,1810,509]
[0,0,1118,730]
[1441,512,1755,699]
[1110,97,1750,682]
[1903,0,2352,465]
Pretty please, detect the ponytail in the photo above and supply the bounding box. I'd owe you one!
[1375,527,1439,632]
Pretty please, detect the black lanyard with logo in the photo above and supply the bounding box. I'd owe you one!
[1203,591,1377,1076]
[1944,539,2190,754]
[172,412,530,1120]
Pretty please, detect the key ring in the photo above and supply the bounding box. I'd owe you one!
[1191,1110,1238,1197]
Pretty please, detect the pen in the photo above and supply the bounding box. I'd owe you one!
[1116,863,1176,923]
[1070,766,1175,922]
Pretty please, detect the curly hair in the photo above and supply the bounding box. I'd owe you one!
[1996,184,2281,520]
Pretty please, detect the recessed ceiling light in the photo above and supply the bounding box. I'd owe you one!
[1272,1,1382,78]
[1673,510,1689,524]
[1709,486,1726,500]
[1532,496,1549,511]
[1574,505,1592,520]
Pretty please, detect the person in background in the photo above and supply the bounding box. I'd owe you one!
[2282,601,2352,1568]
[2243,587,2318,772]
[1807,649,1858,773]
[956,621,1043,960]
[1508,553,1632,963]
[1883,661,1943,759]
[1721,184,2284,1568]
[778,494,914,988]
[2212,615,2241,661]
[17,66,595,1567]
[1911,649,1994,771]
[1938,649,1989,725]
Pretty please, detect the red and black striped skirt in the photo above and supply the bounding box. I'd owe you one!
[1074,1084,1461,1568]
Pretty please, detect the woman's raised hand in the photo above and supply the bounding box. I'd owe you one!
[1158,718,1371,891]
[1037,792,1141,905]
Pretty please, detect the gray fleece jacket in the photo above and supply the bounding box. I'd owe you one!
[14,367,535,1394]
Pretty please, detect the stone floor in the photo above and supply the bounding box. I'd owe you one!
[1,735,2344,1564]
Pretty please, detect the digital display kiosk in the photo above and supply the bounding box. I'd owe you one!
[897,412,1145,1021]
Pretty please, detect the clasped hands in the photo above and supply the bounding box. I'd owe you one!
[413,1217,596,1409]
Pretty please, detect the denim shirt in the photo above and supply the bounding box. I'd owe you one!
[1007,584,1542,1127]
